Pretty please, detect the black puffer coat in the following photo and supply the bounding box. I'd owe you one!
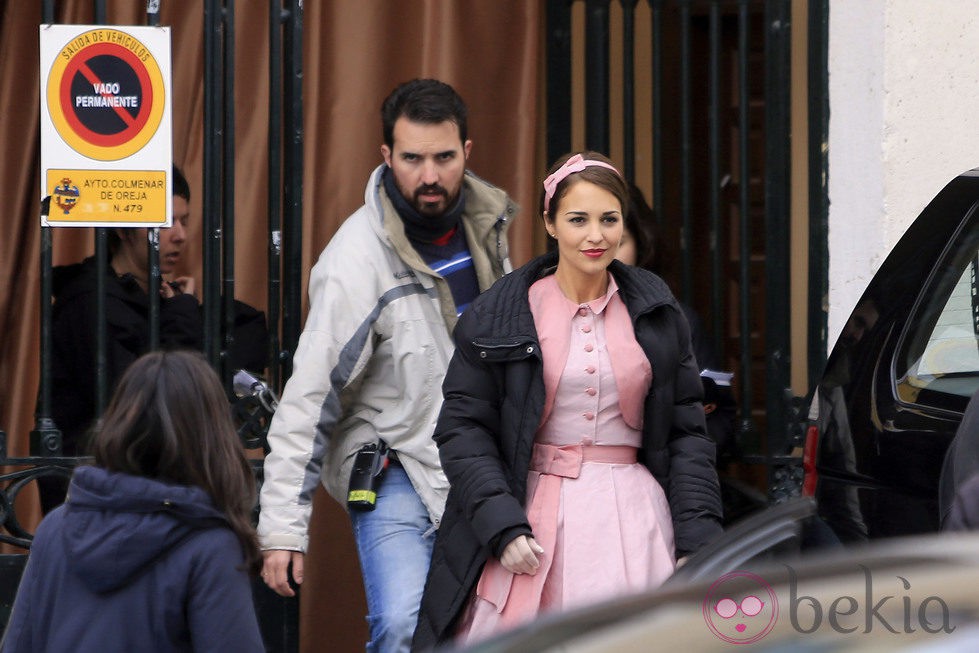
[413,253,723,650]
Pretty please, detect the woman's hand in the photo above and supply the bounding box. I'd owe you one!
[500,535,544,575]
[160,276,196,299]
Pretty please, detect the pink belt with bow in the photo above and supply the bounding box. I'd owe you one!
[530,443,637,476]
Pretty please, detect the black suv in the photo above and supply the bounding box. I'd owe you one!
[804,169,979,543]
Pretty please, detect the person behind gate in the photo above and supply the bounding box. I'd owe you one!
[42,165,268,513]
[412,151,724,649]
[41,166,202,513]
[258,78,518,652]
[2,351,264,652]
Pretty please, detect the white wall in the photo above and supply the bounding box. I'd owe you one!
[826,0,979,347]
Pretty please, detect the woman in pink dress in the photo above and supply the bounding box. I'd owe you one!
[413,152,723,651]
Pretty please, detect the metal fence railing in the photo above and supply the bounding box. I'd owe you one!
[544,0,827,499]
[6,1,305,650]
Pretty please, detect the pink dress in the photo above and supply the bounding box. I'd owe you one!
[457,275,676,644]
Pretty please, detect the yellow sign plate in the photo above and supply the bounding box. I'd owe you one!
[46,169,167,226]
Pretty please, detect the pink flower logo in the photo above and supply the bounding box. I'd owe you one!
[702,571,778,644]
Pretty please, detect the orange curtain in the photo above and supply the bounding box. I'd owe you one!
[0,2,544,650]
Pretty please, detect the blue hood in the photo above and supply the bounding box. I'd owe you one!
[61,466,229,593]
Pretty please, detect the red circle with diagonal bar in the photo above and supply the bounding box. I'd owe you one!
[47,28,166,161]
[60,42,153,148]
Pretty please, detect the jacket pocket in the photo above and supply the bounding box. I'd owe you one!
[471,337,539,363]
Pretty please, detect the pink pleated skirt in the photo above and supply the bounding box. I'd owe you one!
[456,443,676,645]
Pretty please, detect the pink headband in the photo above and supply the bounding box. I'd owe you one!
[542,153,621,212]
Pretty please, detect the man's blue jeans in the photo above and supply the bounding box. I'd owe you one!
[349,464,435,653]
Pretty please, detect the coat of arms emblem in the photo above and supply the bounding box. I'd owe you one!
[52,178,80,215]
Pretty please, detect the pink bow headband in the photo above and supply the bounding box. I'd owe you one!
[542,153,621,212]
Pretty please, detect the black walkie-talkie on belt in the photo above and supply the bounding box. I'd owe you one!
[346,442,389,511]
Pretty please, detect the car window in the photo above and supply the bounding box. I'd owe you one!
[896,207,979,411]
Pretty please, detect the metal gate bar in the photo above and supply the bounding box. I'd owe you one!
[736,0,754,443]
[546,0,572,166]
[807,0,830,387]
[585,0,611,154]
[650,0,665,223]
[281,3,304,380]
[763,0,792,459]
[678,0,692,303]
[622,0,637,183]
[203,0,223,369]
[708,1,722,357]
[222,0,238,388]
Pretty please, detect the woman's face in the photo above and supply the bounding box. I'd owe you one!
[546,179,624,280]
[616,227,638,266]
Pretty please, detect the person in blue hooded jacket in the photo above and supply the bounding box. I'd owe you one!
[2,350,264,652]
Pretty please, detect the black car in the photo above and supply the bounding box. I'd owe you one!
[804,168,979,542]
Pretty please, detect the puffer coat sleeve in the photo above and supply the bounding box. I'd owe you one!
[658,302,724,555]
[433,307,533,554]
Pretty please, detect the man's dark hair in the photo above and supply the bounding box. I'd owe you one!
[381,79,468,148]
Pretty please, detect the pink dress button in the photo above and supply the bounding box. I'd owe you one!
[583,412,595,421]
[581,325,592,333]
[577,308,588,317]
[585,365,596,374]
[584,343,594,352]
[585,387,597,396]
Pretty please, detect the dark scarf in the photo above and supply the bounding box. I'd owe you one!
[382,166,466,243]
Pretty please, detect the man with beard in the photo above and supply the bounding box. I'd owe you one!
[258,79,517,652]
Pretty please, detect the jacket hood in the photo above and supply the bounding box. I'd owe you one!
[60,466,229,593]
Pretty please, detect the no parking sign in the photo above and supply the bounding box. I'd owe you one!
[40,25,172,227]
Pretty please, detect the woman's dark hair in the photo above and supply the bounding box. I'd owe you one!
[171,164,190,203]
[90,350,261,572]
[381,78,468,148]
[540,151,629,221]
[624,182,662,273]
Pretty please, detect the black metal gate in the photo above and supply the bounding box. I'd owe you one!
[545,0,829,501]
[3,1,304,650]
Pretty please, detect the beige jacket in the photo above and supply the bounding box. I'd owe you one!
[258,164,517,551]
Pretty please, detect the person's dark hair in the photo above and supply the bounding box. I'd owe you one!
[108,164,190,256]
[90,350,261,572]
[381,79,468,148]
[107,228,124,258]
[172,164,190,202]
[540,151,629,222]
[624,182,661,273]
